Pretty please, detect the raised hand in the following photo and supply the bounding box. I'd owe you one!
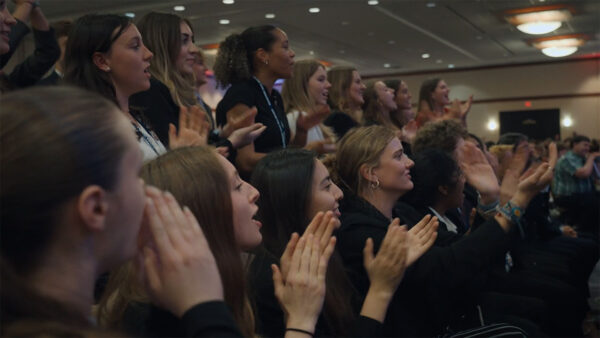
[305,139,336,154]
[221,106,258,138]
[547,142,558,168]
[297,104,331,132]
[168,105,209,149]
[136,186,223,318]
[272,234,336,336]
[360,223,409,323]
[500,143,530,204]
[228,122,266,149]
[511,162,554,208]
[447,95,473,121]
[458,142,500,204]
[401,119,418,144]
[406,215,438,266]
[280,211,339,280]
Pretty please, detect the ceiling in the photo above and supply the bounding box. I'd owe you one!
[30,0,600,76]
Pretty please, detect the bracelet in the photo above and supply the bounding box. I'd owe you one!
[496,201,525,238]
[286,328,314,337]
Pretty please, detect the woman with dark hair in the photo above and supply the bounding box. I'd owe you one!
[64,14,208,162]
[0,86,238,336]
[416,78,472,128]
[250,148,434,337]
[99,146,335,338]
[332,125,555,336]
[323,66,366,139]
[130,12,264,159]
[214,24,310,175]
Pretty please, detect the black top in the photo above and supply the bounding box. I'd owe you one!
[121,301,242,337]
[130,78,234,156]
[336,193,512,336]
[248,249,383,337]
[216,78,290,153]
[323,111,358,139]
[0,20,59,88]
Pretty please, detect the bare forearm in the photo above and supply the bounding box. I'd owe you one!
[574,158,596,178]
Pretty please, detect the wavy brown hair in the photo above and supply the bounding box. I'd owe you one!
[98,146,255,337]
[136,12,196,107]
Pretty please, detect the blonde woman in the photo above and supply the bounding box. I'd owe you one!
[282,59,335,154]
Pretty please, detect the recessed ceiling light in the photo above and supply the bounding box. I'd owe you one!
[309,7,320,13]
[421,53,430,59]
[125,12,135,18]
[436,59,443,63]
[309,51,315,55]
[265,13,275,19]
[368,0,379,5]
[388,40,395,44]
[426,2,436,8]
[219,19,230,25]
[223,0,235,4]
[448,64,455,68]
[383,63,391,68]
[542,46,577,57]
[341,21,349,25]
[339,50,345,54]
[173,5,185,11]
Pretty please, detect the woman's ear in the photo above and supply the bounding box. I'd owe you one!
[359,163,372,182]
[92,52,111,72]
[437,185,449,196]
[255,48,269,65]
[77,185,109,232]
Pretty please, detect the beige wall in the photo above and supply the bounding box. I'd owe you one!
[377,58,600,142]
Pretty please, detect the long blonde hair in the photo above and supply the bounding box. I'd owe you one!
[282,59,335,140]
[136,12,196,107]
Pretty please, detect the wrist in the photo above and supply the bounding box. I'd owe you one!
[509,192,529,209]
[366,284,395,302]
[286,316,318,333]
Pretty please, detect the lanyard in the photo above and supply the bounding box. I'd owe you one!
[132,121,160,156]
[253,76,287,148]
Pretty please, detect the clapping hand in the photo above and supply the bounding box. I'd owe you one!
[169,106,210,149]
[406,215,438,266]
[458,142,500,204]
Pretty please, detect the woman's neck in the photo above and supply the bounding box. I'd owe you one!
[29,249,98,319]
[432,101,445,115]
[253,70,276,94]
[360,189,399,220]
[115,89,130,114]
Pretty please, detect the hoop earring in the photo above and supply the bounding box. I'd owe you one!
[370,177,380,190]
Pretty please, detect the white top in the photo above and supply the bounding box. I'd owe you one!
[287,109,325,144]
[428,207,459,233]
[131,122,167,162]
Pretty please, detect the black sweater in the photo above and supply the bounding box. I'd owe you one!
[336,193,512,336]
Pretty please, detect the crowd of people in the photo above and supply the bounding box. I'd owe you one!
[1,1,599,337]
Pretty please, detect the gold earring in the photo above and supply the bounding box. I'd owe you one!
[370,177,380,190]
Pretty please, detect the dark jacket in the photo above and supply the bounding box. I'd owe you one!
[336,193,512,336]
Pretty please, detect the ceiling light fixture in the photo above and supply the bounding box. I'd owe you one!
[383,63,391,68]
[265,13,275,19]
[219,19,230,24]
[530,34,586,58]
[309,7,320,13]
[173,5,185,11]
[421,53,430,59]
[223,0,235,4]
[505,6,572,35]
[368,0,379,5]
[426,3,436,8]
[448,64,455,68]
[125,12,135,18]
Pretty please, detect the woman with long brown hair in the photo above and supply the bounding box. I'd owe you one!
[323,66,366,139]
[99,146,336,338]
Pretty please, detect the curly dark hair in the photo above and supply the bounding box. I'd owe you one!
[213,25,277,88]
[412,119,468,156]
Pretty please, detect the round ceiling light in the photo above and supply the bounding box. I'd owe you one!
[541,46,577,57]
[516,21,561,35]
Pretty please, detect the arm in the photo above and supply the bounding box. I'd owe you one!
[574,152,600,178]
[7,2,59,88]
